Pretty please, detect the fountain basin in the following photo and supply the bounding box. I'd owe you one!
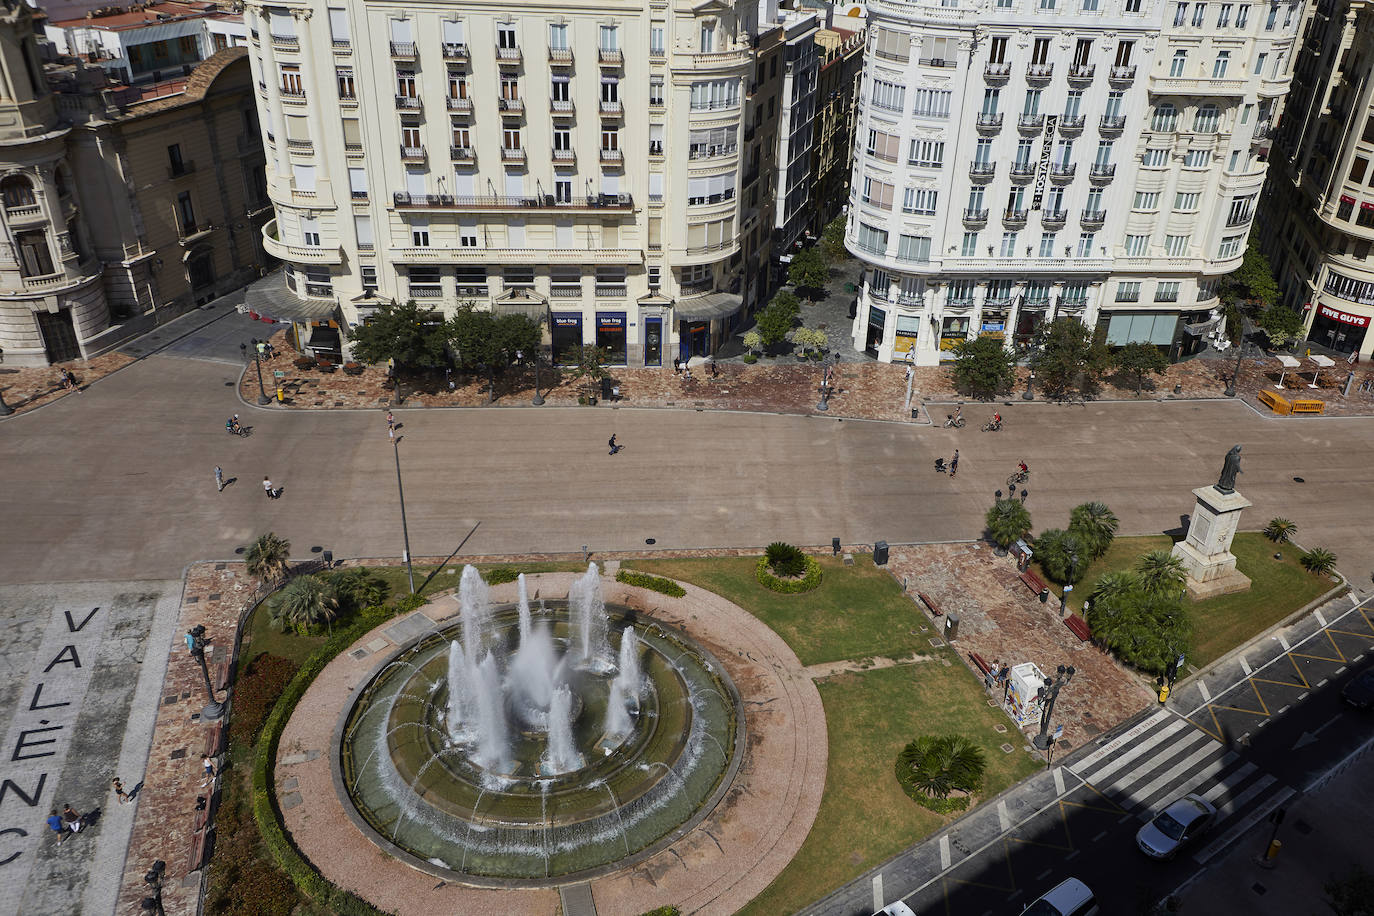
[337,602,742,884]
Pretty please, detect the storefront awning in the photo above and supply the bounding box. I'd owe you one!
[245,269,338,321]
[675,292,743,322]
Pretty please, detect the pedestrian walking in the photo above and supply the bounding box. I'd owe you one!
[112,777,129,805]
[201,756,215,787]
[263,476,274,499]
[386,411,395,431]
[608,434,620,455]
[46,810,66,845]
[950,449,959,478]
[214,466,224,492]
[61,804,83,834]
[986,657,1000,689]
[998,663,1010,689]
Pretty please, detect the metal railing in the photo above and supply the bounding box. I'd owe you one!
[1026,63,1054,79]
[984,62,1011,78]
[390,41,416,57]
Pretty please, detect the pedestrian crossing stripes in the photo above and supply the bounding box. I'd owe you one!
[1068,710,1288,862]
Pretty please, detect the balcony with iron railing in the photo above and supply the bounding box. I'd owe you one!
[1018,113,1045,130]
[969,162,995,179]
[1026,63,1053,80]
[1109,64,1137,82]
[679,279,714,296]
[1067,64,1096,82]
[963,208,989,224]
[401,145,426,162]
[919,57,955,68]
[1002,208,1028,226]
[496,45,522,65]
[332,39,350,52]
[272,34,298,50]
[344,143,363,158]
[501,147,526,163]
[390,41,416,58]
[499,97,525,115]
[443,42,469,61]
[1226,210,1254,227]
[1252,123,1273,141]
[1057,296,1089,310]
[1041,209,1068,226]
[599,47,623,66]
[1049,163,1076,180]
[984,61,1011,80]
[599,100,624,117]
[450,146,475,162]
[600,148,624,165]
[392,191,634,211]
[1089,163,1116,180]
[976,112,1004,130]
[1010,162,1036,179]
[549,284,582,298]
[550,99,575,116]
[1059,114,1085,131]
[396,95,421,110]
[549,47,573,65]
[280,87,306,103]
[447,96,472,113]
[168,158,199,176]
[553,148,576,164]
[1080,209,1106,226]
[1099,114,1126,131]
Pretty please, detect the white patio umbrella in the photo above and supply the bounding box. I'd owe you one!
[1275,354,1300,389]
[1309,354,1335,388]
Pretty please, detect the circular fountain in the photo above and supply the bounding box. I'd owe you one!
[337,564,742,883]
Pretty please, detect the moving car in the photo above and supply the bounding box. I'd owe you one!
[1136,793,1217,860]
[1022,877,1098,916]
[1342,666,1374,710]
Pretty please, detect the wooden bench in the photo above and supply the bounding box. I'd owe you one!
[202,723,224,758]
[1064,614,1092,642]
[968,651,993,678]
[1257,389,1292,415]
[1020,568,1048,595]
[1291,398,1325,414]
[918,592,943,617]
[187,825,213,872]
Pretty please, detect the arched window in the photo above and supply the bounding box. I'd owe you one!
[1,175,36,210]
[1150,104,1177,132]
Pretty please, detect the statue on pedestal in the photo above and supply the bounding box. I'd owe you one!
[1217,445,1242,494]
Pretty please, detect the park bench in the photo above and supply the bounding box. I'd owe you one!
[1291,398,1324,414]
[1257,390,1292,415]
[202,723,224,758]
[187,825,213,872]
[968,651,993,678]
[1019,568,1048,596]
[918,592,943,617]
[1064,614,1092,642]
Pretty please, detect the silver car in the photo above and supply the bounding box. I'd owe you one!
[1136,793,1217,859]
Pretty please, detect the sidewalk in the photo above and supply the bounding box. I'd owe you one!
[1176,735,1374,915]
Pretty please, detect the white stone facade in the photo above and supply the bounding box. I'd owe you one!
[848,0,1301,365]
[243,0,801,366]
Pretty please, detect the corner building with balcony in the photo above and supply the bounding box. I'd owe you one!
[244,0,806,366]
[848,0,1301,364]
[1258,0,1374,358]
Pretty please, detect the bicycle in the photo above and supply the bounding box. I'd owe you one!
[981,418,1002,432]
[944,414,966,428]
[1006,468,1030,489]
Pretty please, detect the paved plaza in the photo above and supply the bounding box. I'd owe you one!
[3,309,1374,915]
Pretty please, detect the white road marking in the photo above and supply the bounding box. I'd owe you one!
[1197,680,1211,701]
[939,835,951,870]
[998,800,1012,832]
[1316,610,1328,626]
[1278,634,1290,650]
[1239,656,1252,676]
[872,874,884,913]
[1053,766,1065,796]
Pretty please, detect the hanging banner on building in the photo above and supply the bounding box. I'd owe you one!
[1032,115,1058,209]
[1318,304,1371,327]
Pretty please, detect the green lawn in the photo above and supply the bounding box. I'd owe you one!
[739,663,1041,916]
[1037,533,1335,671]
[622,555,928,666]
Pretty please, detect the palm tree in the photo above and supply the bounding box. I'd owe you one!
[1301,547,1338,576]
[898,735,987,800]
[985,499,1033,552]
[1085,571,1137,648]
[1264,518,1298,543]
[1035,529,1087,584]
[1069,501,1120,560]
[245,532,291,585]
[1136,549,1187,597]
[273,574,339,635]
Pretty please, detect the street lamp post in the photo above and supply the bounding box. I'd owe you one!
[1032,664,1075,750]
[816,355,838,411]
[141,861,166,915]
[392,435,415,594]
[1023,370,1035,401]
[185,626,224,720]
[531,350,545,406]
[248,339,271,405]
[1060,549,1079,616]
[1225,319,1251,398]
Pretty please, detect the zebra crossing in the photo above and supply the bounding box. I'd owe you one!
[1066,708,1290,864]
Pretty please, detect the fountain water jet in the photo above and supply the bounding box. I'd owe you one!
[541,685,583,774]
[517,574,532,647]
[459,566,490,668]
[471,653,511,773]
[570,563,612,671]
[613,629,642,710]
[604,681,632,743]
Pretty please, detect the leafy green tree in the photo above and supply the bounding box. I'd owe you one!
[985,498,1032,551]
[741,329,763,356]
[346,300,449,369]
[1029,317,1113,401]
[1255,302,1305,351]
[1221,244,1280,310]
[1301,547,1338,575]
[1263,518,1297,543]
[819,215,849,264]
[897,735,987,800]
[446,304,541,373]
[245,533,290,585]
[271,574,339,635]
[1137,549,1187,598]
[1324,865,1374,916]
[770,289,801,321]
[790,326,828,358]
[1112,342,1170,397]
[1069,501,1119,561]
[755,300,796,350]
[568,344,611,384]
[1084,571,1140,650]
[952,335,1018,399]
[788,247,831,301]
[1035,529,1089,585]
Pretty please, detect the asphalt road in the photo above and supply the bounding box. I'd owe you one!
[2,351,1374,589]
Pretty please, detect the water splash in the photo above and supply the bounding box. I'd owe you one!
[517,573,532,647]
[541,685,583,774]
[604,680,632,742]
[570,563,612,670]
[613,628,643,710]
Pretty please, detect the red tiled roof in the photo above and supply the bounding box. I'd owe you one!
[50,1,217,31]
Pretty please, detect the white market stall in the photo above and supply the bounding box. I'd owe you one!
[1309,354,1335,388]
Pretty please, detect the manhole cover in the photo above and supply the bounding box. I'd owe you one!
[994,724,1008,733]
[1293,476,1305,483]
[928,638,945,647]
[1000,743,1015,754]
[646,538,656,545]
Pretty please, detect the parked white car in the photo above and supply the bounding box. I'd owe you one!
[1136,793,1217,860]
[1022,877,1099,916]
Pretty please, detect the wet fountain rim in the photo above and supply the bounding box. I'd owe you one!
[329,599,748,889]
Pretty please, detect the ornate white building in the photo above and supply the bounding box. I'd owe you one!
[848,0,1302,364]
[243,0,818,366]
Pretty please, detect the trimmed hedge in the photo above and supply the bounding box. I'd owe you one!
[482,567,520,585]
[755,555,823,594]
[616,570,687,598]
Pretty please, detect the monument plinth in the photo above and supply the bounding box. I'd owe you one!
[1172,445,1253,600]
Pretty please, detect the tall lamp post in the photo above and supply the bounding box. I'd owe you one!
[1224,317,1253,398]
[531,349,545,406]
[1032,664,1075,750]
[392,435,415,594]
[185,626,224,720]
[816,354,838,411]
[245,339,271,404]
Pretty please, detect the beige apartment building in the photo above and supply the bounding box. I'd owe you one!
[243,0,814,366]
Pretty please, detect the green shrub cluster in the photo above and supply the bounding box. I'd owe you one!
[482,567,520,585]
[228,654,299,749]
[616,570,687,597]
[756,555,823,594]
[765,541,807,578]
[894,735,985,815]
[638,908,682,916]
[204,771,299,915]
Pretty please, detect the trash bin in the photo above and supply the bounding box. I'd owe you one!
[601,378,614,400]
[943,610,960,641]
[276,387,285,402]
[873,540,889,566]
[1039,587,1050,603]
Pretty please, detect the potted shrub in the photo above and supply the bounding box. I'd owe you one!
[343,361,364,376]
[293,355,314,370]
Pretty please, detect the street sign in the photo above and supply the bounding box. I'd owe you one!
[1176,653,1186,668]
[1053,724,1064,740]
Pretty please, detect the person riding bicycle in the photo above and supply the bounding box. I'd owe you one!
[994,412,1002,427]
[227,414,241,435]
[1018,459,1028,474]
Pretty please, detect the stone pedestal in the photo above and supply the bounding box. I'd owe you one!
[1172,486,1253,600]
